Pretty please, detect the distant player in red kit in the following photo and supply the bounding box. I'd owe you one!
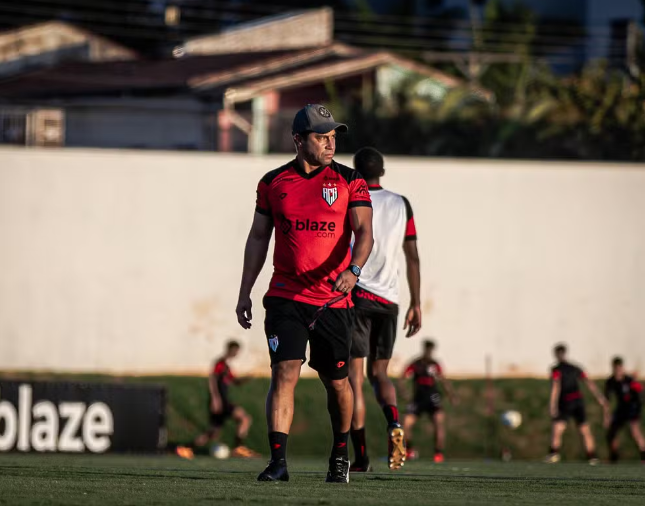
[347,147,421,472]
[176,340,259,459]
[235,104,373,483]
[604,357,645,463]
[545,344,608,464]
[400,340,456,462]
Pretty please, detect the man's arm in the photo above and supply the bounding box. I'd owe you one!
[549,378,560,418]
[403,239,421,337]
[585,377,610,427]
[398,364,414,403]
[584,377,609,410]
[333,206,373,293]
[208,374,222,414]
[236,212,274,329]
[437,370,457,405]
[603,380,611,405]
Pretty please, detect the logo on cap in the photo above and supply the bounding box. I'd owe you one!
[318,106,331,118]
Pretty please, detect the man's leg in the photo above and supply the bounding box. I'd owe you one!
[259,297,309,481]
[606,417,622,463]
[366,310,400,428]
[266,359,301,436]
[229,406,261,458]
[320,373,354,483]
[628,421,645,461]
[368,358,404,469]
[194,427,219,448]
[257,360,301,481]
[368,358,399,425]
[546,420,567,462]
[403,413,418,458]
[348,357,369,467]
[578,423,598,463]
[233,407,252,443]
[320,373,354,449]
[349,358,366,430]
[433,410,446,461]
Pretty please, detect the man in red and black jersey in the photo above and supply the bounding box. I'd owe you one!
[546,344,608,464]
[235,104,373,483]
[604,357,645,463]
[177,341,259,459]
[400,340,455,463]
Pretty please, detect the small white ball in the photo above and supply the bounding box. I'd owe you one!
[501,410,522,429]
[210,443,230,459]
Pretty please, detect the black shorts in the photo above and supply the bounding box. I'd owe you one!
[350,308,398,360]
[607,405,642,440]
[554,399,586,425]
[263,296,354,380]
[209,402,235,428]
[407,393,442,417]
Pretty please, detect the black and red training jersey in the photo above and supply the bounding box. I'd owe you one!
[256,159,372,308]
[405,358,443,399]
[211,359,235,400]
[551,361,587,403]
[605,374,643,411]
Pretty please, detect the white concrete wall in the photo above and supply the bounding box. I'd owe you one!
[64,99,208,150]
[1,148,644,377]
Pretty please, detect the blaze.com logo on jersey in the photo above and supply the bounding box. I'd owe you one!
[280,218,336,238]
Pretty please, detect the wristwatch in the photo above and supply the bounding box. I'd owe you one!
[349,264,361,278]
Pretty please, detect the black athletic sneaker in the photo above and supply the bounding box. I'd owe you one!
[326,456,350,483]
[257,459,289,482]
[349,458,372,473]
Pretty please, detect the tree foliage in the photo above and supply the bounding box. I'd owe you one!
[335,1,645,161]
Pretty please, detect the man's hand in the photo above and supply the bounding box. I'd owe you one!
[210,396,223,415]
[603,408,611,429]
[403,305,422,337]
[236,296,253,329]
[549,403,558,419]
[333,269,358,294]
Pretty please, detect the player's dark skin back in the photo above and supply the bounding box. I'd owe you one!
[552,362,585,402]
[605,375,642,411]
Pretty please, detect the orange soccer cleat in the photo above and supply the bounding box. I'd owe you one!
[231,445,262,458]
[175,446,195,460]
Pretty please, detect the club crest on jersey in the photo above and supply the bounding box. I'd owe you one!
[269,335,279,352]
[322,183,338,206]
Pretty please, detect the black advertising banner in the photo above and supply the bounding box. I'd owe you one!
[0,380,166,453]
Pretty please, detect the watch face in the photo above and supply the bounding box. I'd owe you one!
[351,265,361,276]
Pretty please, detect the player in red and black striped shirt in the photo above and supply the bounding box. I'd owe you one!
[236,104,373,483]
[604,357,645,463]
[545,344,608,464]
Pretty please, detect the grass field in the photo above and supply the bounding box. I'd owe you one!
[6,374,642,461]
[0,454,643,505]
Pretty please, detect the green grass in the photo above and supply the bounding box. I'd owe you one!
[0,454,644,505]
[3,373,643,460]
